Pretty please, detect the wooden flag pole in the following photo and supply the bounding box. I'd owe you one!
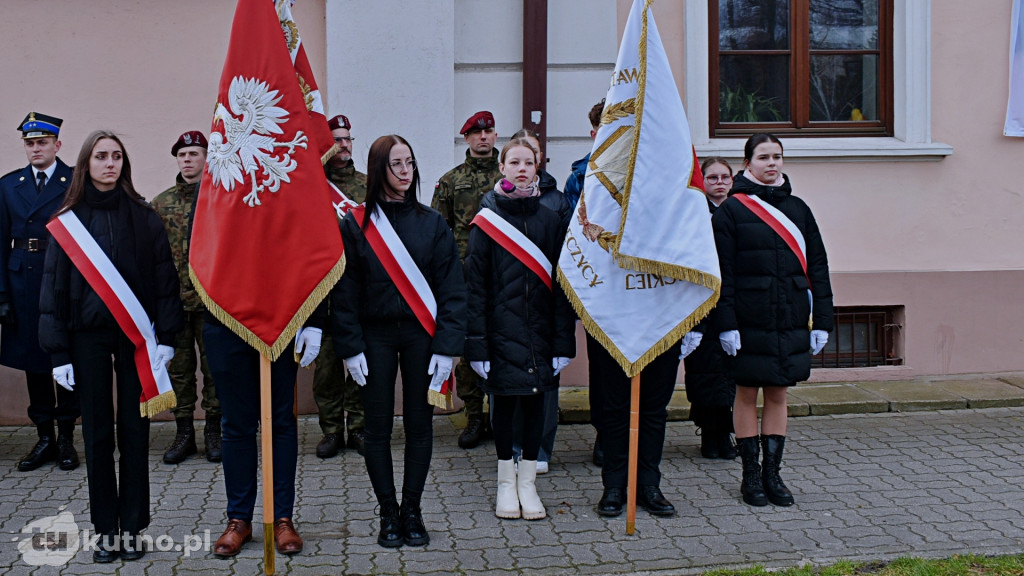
[260,355,276,575]
[625,373,641,535]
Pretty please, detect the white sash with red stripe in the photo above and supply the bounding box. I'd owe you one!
[328,181,360,219]
[470,207,553,290]
[352,205,454,408]
[46,211,176,417]
[733,193,814,325]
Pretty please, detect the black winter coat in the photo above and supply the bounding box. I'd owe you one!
[331,200,466,359]
[464,193,576,396]
[684,198,735,411]
[712,173,834,386]
[38,186,184,367]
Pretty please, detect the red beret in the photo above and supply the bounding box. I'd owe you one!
[460,111,495,135]
[328,115,351,131]
[171,131,208,156]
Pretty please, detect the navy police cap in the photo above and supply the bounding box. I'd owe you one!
[19,112,62,139]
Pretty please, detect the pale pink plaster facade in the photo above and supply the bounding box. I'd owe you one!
[0,1,1020,424]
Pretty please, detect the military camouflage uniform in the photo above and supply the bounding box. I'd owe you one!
[152,175,219,420]
[315,160,367,436]
[431,149,502,419]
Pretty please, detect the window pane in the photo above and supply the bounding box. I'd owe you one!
[810,0,878,50]
[719,55,789,122]
[719,0,789,50]
[809,54,878,121]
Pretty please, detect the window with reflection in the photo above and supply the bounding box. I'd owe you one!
[710,0,893,137]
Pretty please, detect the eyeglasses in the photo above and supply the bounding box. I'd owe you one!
[704,175,732,183]
[334,136,354,143]
[389,160,416,171]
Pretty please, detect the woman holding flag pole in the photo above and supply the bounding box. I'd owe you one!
[464,137,576,521]
[332,135,466,548]
[712,134,834,508]
[38,130,184,562]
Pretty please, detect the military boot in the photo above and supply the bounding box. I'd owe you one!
[761,434,795,506]
[204,418,223,463]
[736,436,768,507]
[163,417,197,464]
[18,422,57,472]
[56,421,80,471]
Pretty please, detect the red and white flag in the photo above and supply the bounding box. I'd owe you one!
[189,0,344,360]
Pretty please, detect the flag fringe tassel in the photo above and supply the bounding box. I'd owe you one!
[189,254,346,361]
[140,390,177,418]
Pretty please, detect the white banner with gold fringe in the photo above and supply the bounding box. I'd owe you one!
[556,0,720,377]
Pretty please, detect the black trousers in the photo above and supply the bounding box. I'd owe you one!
[26,370,79,429]
[72,329,150,536]
[360,320,434,503]
[203,322,298,521]
[587,333,680,489]
[492,394,544,461]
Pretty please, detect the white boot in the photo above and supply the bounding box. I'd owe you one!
[517,460,546,520]
[496,459,520,519]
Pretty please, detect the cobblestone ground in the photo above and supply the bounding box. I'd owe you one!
[0,407,1022,575]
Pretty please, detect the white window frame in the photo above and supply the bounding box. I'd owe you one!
[685,0,953,160]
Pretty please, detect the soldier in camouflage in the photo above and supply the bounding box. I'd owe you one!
[314,114,367,459]
[431,111,502,449]
[152,131,221,464]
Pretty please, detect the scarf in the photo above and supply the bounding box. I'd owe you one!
[493,177,540,199]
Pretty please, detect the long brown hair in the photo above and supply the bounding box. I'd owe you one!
[55,130,147,216]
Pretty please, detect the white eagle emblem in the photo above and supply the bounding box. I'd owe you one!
[207,76,308,207]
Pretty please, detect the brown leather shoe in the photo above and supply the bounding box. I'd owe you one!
[273,518,303,555]
[214,519,252,558]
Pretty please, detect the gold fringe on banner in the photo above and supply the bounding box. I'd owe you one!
[140,390,177,418]
[321,142,340,166]
[556,267,718,378]
[190,254,346,362]
[427,389,453,411]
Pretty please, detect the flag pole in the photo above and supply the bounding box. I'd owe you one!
[625,373,641,534]
[260,354,276,575]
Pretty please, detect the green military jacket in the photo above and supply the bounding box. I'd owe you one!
[431,149,502,260]
[325,160,367,216]
[152,175,203,311]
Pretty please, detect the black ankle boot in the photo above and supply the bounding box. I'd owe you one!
[699,427,721,459]
[204,418,222,463]
[377,497,403,548]
[761,434,794,506]
[163,417,197,464]
[717,432,737,460]
[736,436,768,507]
[400,496,429,547]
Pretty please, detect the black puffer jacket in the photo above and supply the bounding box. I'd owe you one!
[331,200,466,358]
[464,193,576,395]
[38,186,184,367]
[684,198,735,411]
[535,169,572,233]
[711,172,834,386]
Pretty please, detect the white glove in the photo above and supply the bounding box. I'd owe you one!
[552,357,571,376]
[427,354,454,390]
[720,330,741,357]
[810,329,829,355]
[153,345,175,369]
[470,360,490,379]
[53,364,75,392]
[679,332,703,359]
[344,352,369,386]
[294,327,323,368]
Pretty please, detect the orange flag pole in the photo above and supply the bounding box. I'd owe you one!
[260,355,275,575]
[625,373,641,535]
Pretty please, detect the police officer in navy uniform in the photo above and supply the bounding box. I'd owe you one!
[0,112,79,471]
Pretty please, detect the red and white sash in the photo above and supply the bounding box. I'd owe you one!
[470,207,553,290]
[734,194,814,325]
[352,205,454,408]
[46,211,176,417]
[329,180,359,219]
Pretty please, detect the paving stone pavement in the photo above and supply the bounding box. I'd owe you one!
[0,406,1022,575]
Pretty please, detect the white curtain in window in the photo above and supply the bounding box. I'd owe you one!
[1005,0,1024,136]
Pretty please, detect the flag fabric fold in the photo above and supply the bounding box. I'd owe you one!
[1006,0,1024,136]
[189,0,344,360]
[556,0,720,376]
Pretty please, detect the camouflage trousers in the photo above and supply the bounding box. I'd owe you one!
[169,310,220,419]
[312,336,365,435]
[455,360,486,419]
